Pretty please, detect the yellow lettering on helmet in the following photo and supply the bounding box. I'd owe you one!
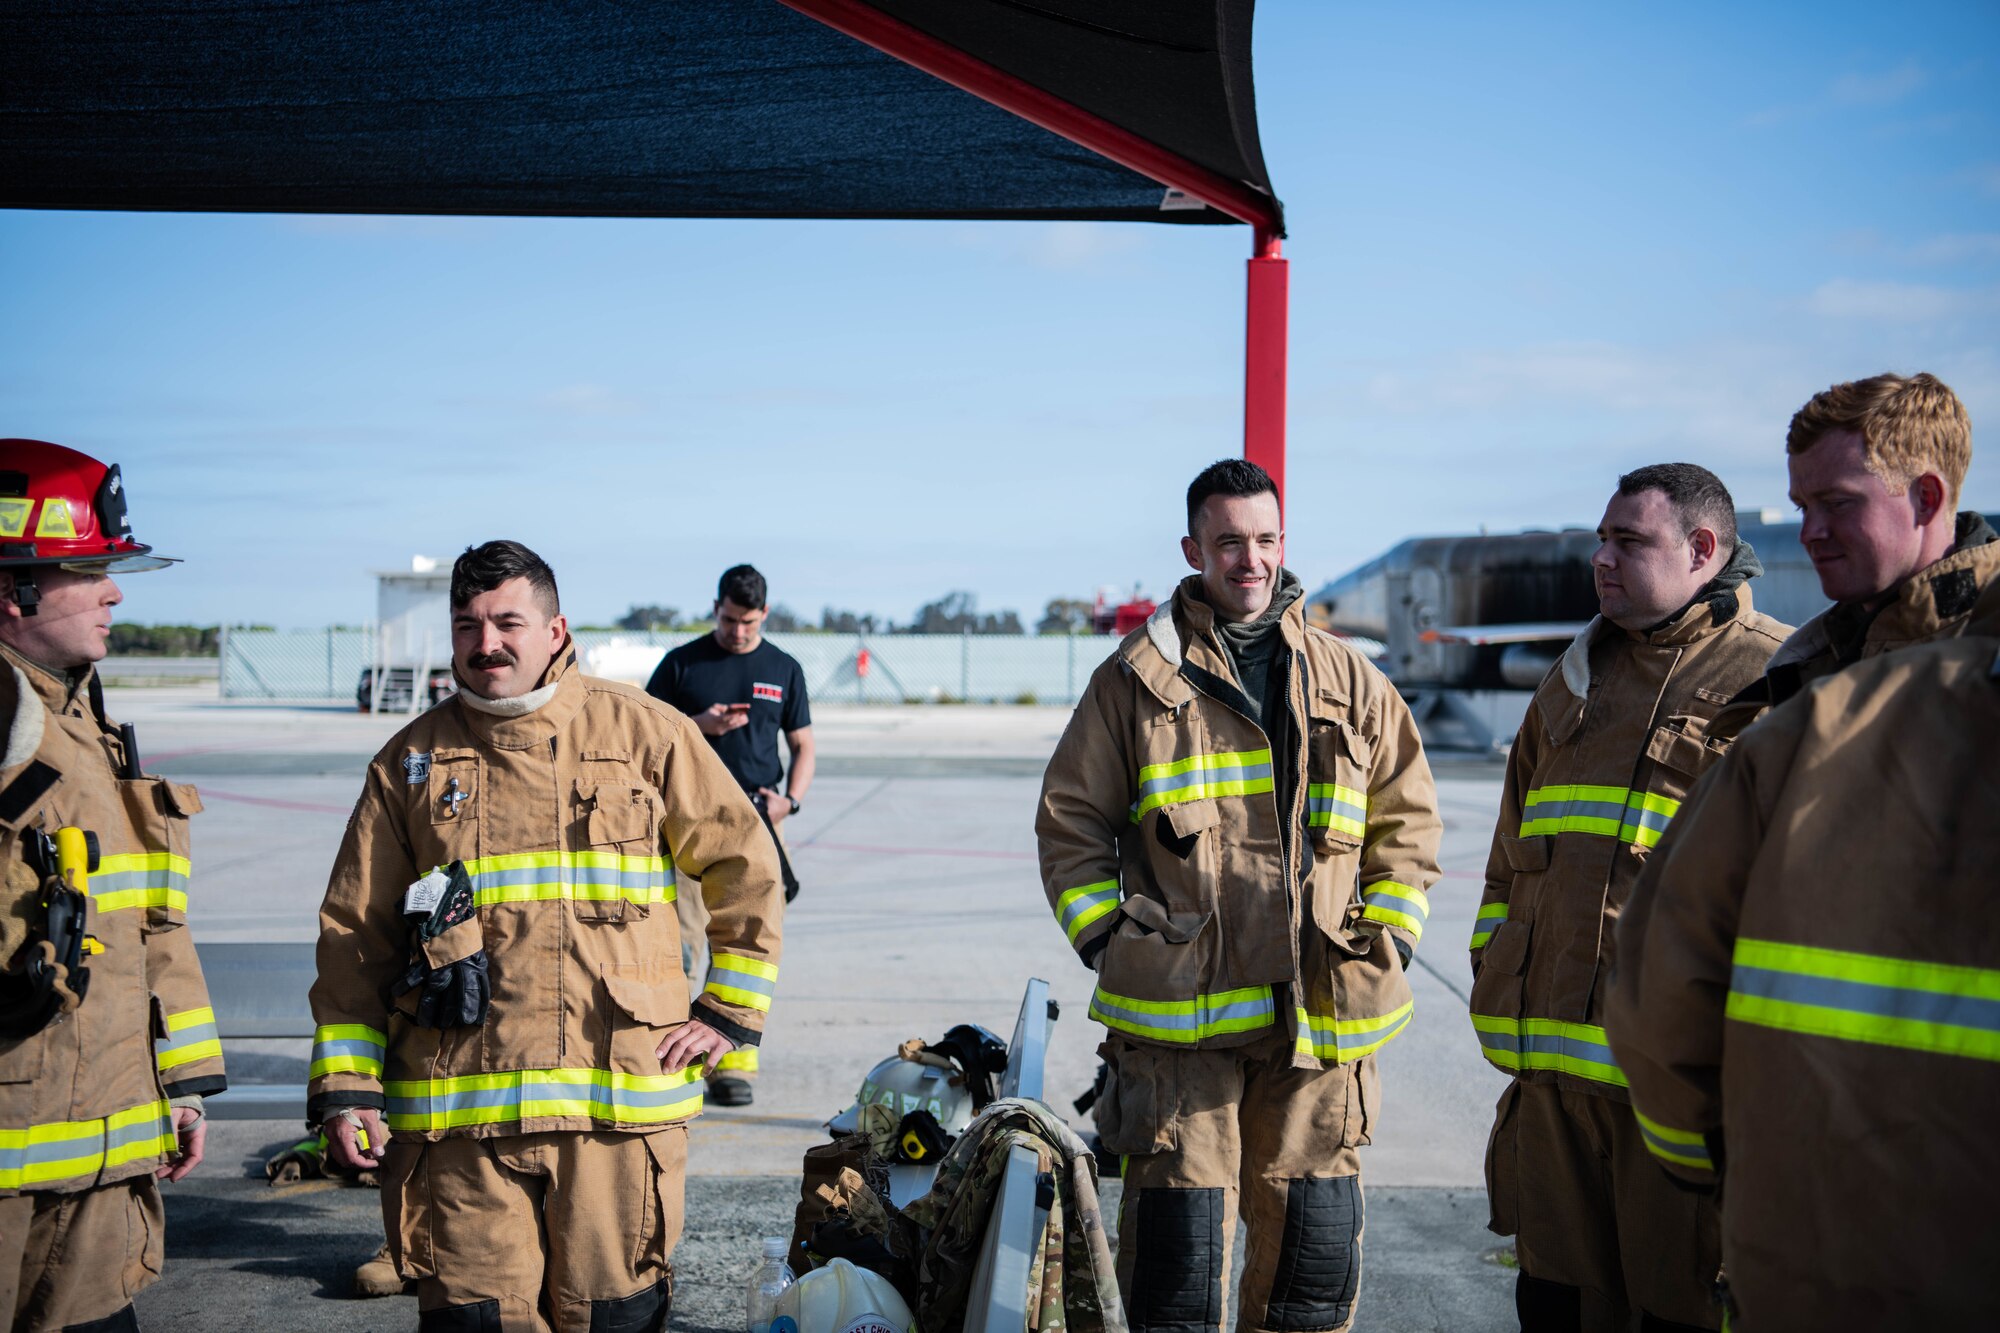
[34,499,76,540]
[0,498,29,539]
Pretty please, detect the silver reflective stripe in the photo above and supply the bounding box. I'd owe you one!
[1134,759,1274,805]
[1731,965,2000,1032]
[471,865,660,890]
[707,959,776,999]
[386,1078,703,1119]
[1087,991,1276,1033]
[1058,883,1119,935]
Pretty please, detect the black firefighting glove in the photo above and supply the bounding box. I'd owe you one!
[391,862,489,1029]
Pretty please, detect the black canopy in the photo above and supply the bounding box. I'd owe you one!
[0,0,1277,227]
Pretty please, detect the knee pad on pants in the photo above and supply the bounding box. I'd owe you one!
[62,1306,139,1333]
[591,1280,671,1333]
[1263,1175,1362,1332]
[420,1298,504,1331]
[1516,1273,1583,1333]
[1127,1186,1224,1331]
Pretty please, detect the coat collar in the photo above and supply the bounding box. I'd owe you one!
[452,640,587,749]
[1768,519,2000,674]
[1557,583,1757,701]
[1125,574,1307,708]
[0,640,92,718]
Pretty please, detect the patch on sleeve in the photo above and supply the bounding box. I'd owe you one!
[403,751,432,785]
[753,682,783,703]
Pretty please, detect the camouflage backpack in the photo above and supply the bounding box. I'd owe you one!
[898,1097,1126,1333]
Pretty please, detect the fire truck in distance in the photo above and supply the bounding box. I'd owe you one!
[1093,586,1156,636]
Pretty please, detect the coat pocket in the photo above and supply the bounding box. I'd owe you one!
[602,967,691,1076]
[574,782,662,923]
[1094,1039,1178,1157]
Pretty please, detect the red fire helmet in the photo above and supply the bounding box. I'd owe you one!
[0,440,178,574]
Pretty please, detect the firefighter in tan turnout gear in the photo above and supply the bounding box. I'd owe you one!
[1470,465,1790,1332]
[1038,460,1442,1333]
[310,541,783,1332]
[1714,371,1994,737]
[1605,579,2000,1332]
[0,441,224,1333]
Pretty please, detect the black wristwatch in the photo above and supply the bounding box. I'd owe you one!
[785,795,801,815]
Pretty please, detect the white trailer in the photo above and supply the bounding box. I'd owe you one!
[360,556,455,712]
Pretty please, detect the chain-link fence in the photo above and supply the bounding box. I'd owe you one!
[219,628,1122,706]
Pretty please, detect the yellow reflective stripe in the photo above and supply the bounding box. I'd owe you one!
[703,952,777,1012]
[1293,1001,1415,1062]
[1130,749,1276,820]
[1632,1107,1716,1173]
[1727,937,2000,1062]
[0,1098,175,1190]
[1056,880,1121,944]
[1470,1014,1627,1087]
[1089,984,1276,1042]
[156,1005,222,1072]
[1470,902,1508,951]
[311,1023,388,1079]
[461,851,673,906]
[91,852,192,915]
[1519,785,1680,848]
[1360,881,1428,941]
[714,1047,759,1073]
[383,1067,706,1132]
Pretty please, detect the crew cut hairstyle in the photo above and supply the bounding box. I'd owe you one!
[1617,463,1738,553]
[1186,459,1279,536]
[1786,371,1971,502]
[718,564,767,611]
[450,540,560,616]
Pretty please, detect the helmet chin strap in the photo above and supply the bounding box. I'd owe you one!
[9,568,39,617]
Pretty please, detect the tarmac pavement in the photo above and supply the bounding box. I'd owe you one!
[101,685,1516,1330]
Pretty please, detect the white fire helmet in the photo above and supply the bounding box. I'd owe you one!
[770,1258,915,1333]
[826,1052,972,1138]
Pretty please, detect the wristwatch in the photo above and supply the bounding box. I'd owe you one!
[785,795,801,815]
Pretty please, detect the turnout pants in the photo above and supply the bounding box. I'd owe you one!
[1486,1081,1721,1331]
[1,1177,161,1332]
[381,1128,684,1333]
[1098,1031,1375,1333]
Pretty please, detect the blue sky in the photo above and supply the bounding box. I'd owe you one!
[4,0,1996,629]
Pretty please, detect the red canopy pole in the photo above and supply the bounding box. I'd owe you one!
[1245,228,1288,510]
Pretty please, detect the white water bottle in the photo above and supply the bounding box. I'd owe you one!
[745,1235,795,1333]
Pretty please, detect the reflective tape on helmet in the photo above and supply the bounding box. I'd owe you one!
[461,851,673,907]
[1359,881,1428,940]
[1518,784,1680,849]
[702,951,778,1012]
[1294,1000,1414,1063]
[1632,1107,1716,1176]
[311,1023,387,1079]
[90,852,190,915]
[156,1005,221,1072]
[1469,902,1508,951]
[1726,937,2000,1062]
[383,1066,706,1132]
[0,1098,175,1190]
[1088,984,1276,1042]
[1470,1014,1628,1087]
[1130,749,1275,821]
[1055,879,1120,944]
[1306,782,1367,838]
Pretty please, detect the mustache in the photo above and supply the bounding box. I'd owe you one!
[467,649,516,669]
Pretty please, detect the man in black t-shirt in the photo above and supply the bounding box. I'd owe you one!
[645,564,814,1106]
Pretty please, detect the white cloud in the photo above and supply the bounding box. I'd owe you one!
[1904,233,2000,265]
[945,222,1143,270]
[535,383,645,417]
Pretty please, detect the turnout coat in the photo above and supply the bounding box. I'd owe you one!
[0,644,224,1196]
[1605,583,2000,1331]
[1037,578,1441,1069]
[308,645,783,1140]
